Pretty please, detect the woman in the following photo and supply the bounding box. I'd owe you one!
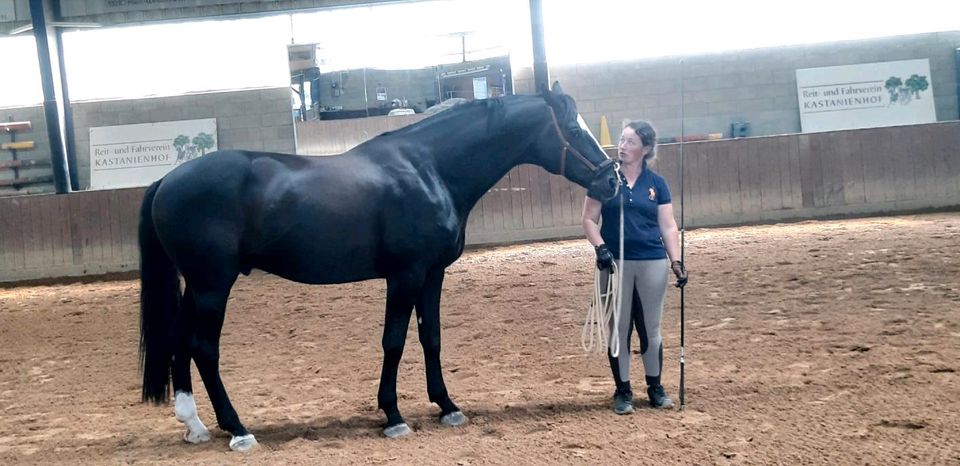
[581,120,687,414]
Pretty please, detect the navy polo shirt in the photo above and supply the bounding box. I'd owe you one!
[600,166,672,260]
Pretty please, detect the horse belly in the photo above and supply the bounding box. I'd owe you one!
[248,223,382,285]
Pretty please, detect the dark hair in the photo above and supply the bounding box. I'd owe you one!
[623,119,657,163]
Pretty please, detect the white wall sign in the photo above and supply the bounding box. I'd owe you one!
[89,118,217,190]
[0,0,16,22]
[796,59,936,133]
[472,77,488,99]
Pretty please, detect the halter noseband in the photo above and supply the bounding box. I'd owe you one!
[547,106,616,178]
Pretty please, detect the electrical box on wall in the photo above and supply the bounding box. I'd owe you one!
[731,121,751,138]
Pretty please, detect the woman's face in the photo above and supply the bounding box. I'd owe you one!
[618,127,649,165]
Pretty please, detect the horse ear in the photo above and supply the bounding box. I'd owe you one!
[541,82,558,107]
[551,81,564,95]
[539,82,551,97]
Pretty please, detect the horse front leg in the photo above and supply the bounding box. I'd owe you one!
[378,271,422,438]
[416,267,466,427]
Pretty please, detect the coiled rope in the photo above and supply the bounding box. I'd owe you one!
[582,189,625,357]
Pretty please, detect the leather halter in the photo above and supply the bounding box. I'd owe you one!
[547,106,616,178]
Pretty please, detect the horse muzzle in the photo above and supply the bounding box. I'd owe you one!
[586,159,620,201]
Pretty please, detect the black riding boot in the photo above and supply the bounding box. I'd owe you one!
[608,352,634,414]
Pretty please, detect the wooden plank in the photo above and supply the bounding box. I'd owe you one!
[517,165,534,230]
[787,136,804,210]
[478,191,494,235]
[489,174,507,232]
[570,182,586,228]
[68,194,88,265]
[127,189,142,262]
[508,167,525,230]
[95,193,110,262]
[34,196,54,268]
[525,164,544,229]
[107,190,124,262]
[797,134,817,208]
[889,127,913,200]
[479,184,495,234]
[699,142,720,215]
[910,124,936,201]
[835,131,865,205]
[560,173,575,226]
[737,139,763,214]
[678,143,696,223]
[547,173,564,228]
[655,145,679,205]
[540,166,556,228]
[496,173,511,232]
[0,199,23,269]
[720,140,742,214]
[691,142,708,221]
[819,132,845,207]
[466,188,484,237]
[692,142,712,218]
[19,197,40,269]
[858,128,887,203]
[555,173,571,227]
[930,123,960,198]
[756,137,782,211]
[53,194,70,266]
[707,142,725,214]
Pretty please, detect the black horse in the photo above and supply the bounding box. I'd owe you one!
[139,82,619,451]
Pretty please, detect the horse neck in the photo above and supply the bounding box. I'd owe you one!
[398,99,547,214]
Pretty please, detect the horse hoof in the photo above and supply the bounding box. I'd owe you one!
[229,434,258,452]
[183,427,211,444]
[440,411,468,427]
[383,423,411,439]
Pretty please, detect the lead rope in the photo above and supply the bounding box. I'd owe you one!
[582,187,625,357]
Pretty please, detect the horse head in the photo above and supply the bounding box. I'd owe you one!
[539,82,620,202]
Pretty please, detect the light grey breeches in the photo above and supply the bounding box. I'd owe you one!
[601,258,669,382]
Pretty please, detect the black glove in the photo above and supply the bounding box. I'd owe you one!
[595,244,614,271]
[671,260,688,288]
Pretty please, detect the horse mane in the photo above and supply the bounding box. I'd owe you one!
[374,95,529,141]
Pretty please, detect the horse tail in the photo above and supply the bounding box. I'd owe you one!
[138,180,181,404]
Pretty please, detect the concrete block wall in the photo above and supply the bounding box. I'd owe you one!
[70,87,295,189]
[317,67,440,114]
[514,31,960,142]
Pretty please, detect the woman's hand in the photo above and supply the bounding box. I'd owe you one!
[671,260,688,288]
[595,244,614,271]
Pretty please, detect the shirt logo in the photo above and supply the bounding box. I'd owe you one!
[648,187,656,201]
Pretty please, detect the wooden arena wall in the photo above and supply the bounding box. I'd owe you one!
[1,121,958,282]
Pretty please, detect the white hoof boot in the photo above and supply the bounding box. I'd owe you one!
[229,434,258,452]
[174,391,211,444]
[183,426,211,444]
[383,423,411,439]
[440,411,468,427]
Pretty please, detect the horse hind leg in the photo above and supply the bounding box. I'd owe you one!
[172,287,211,444]
[189,279,257,452]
